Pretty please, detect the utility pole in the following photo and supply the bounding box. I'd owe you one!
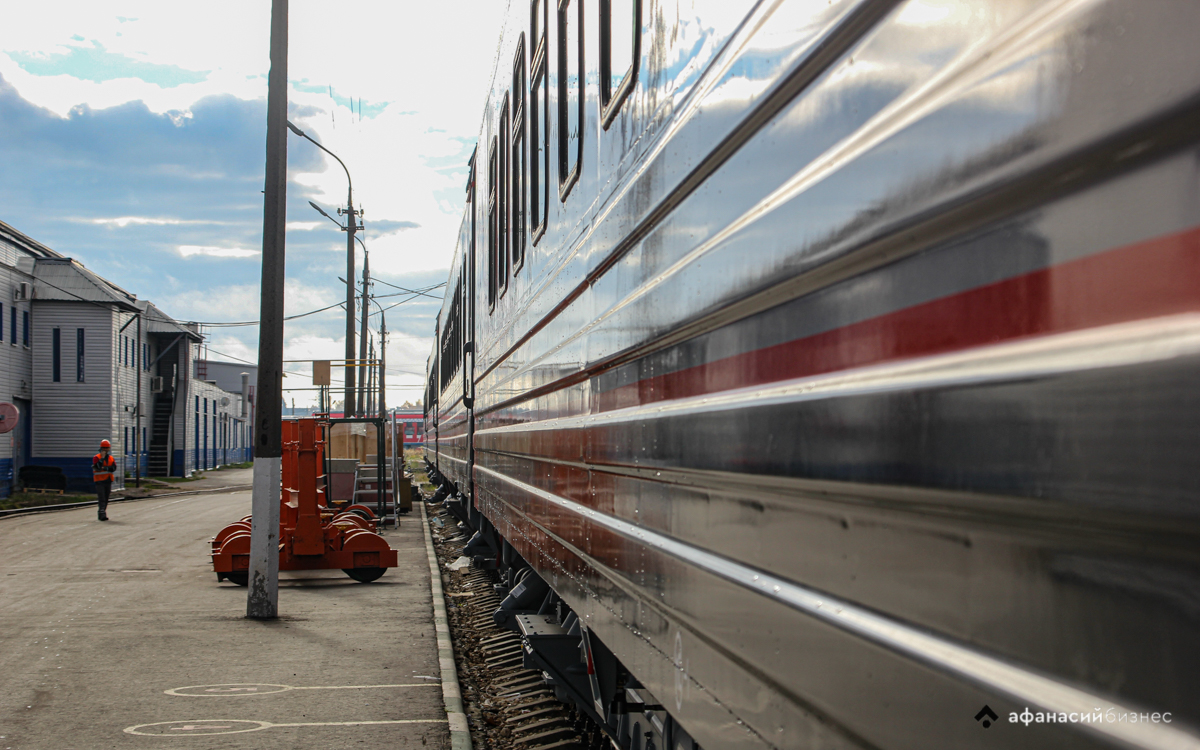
[358,251,370,415]
[378,310,387,417]
[247,0,288,620]
[366,338,375,416]
[341,201,359,416]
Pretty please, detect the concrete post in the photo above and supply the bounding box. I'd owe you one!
[247,0,288,620]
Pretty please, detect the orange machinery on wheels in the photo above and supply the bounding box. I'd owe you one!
[211,417,398,585]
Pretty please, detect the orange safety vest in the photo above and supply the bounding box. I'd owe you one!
[93,453,116,482]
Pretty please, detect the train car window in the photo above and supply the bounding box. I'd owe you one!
[530,63,549,245]
[487,138,498,311]
[530,0,549,244]
[512,37,527,272]
[439,273,463,392]
[531,0,543,50]
[557,0,582,199]
[600,0,638,128]
[499,94,511,298]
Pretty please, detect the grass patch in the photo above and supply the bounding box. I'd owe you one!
[213,461,253,470]
[1,492,95,511]
[404,449,436,495]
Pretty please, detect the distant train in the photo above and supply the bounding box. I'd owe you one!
[425,1,1200,748]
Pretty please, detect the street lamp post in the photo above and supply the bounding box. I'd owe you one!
[368,295,387,418]
[286,121,359,417]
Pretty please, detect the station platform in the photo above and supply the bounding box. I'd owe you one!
[0,483,455,748]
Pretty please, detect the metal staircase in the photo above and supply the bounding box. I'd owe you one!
[147,394,173,476]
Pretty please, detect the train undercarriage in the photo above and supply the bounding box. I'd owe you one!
[426,460,700,750]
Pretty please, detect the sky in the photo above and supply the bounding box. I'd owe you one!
[0,0,509,408]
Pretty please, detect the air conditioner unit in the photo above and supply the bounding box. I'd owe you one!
[13,282,30,301]
[150,376,164,393]
[220,396,231,407]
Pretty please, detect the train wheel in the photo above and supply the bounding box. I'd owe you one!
[344,567,385,583]
[225,571,249,587]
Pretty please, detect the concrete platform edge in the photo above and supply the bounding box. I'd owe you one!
[421,498,472,750]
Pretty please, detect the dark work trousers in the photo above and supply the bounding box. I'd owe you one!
[96,480,112,519]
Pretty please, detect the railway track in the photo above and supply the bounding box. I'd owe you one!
[425,500,608,750]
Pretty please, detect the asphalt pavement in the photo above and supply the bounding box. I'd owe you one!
[0,485,448,749]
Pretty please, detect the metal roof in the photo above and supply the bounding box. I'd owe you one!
[33,258,139,311]
[0,219,64,260]
[3,219,202,341]
[140,300,203,341]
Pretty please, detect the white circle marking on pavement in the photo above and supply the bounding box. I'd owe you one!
[124,718,448,737]
[165,683,291,697]
[165,682,440,697]
[124,720,269,736]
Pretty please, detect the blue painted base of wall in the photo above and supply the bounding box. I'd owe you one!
[171,448,251,477]
[124,454,148,477]
[0,457,12,499]
[31,457,95,494]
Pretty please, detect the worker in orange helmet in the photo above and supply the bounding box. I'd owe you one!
[93,439,116,521]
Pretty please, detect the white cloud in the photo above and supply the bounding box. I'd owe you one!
[176,245,260,259]
[81,216,229,228]
[1,0,510,408]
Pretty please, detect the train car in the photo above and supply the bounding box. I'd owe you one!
[426,1,1200,748]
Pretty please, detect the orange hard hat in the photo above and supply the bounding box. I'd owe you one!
[100,439,111,448]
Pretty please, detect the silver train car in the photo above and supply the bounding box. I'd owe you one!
[424,1,1200,748]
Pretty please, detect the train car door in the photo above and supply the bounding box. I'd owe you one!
[432,319,439,475]
[463,149,478,507]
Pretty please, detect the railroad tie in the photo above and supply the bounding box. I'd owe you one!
[505,705,565,724]
[512,725,581,747]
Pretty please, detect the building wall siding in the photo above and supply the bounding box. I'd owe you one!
[0,256,35,496]
[112,309,153,483]
[31,302,117,490]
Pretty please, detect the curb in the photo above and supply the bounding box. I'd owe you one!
[420,498,472,750]
[0,484,253,519]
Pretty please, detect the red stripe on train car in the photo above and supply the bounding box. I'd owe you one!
[594,224,1200,412]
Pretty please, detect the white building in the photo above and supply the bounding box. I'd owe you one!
[0,219,252,495]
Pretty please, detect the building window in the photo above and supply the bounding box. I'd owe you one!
[512,36,527,272]
[10,307,16,346]
[77,328,85,382]
[0,302,4,342]
[52,327,61,382]
[22,310,29,347]
[557,0,583,199]
[125,427,129,455]
[143,342,149,371]
[600,0,639,127]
